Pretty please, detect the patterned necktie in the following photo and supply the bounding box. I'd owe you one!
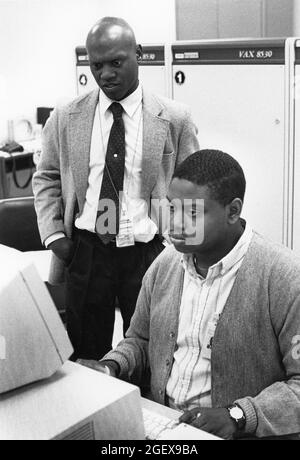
[95,102,125,243]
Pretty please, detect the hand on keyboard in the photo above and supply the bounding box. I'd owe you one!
[142,407,222,440]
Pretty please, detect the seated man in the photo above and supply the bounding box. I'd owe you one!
[78,149,300,440]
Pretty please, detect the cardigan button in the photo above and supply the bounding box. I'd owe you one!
[159,390,163,396]
[169,332,175,339]
[166,359,170,366]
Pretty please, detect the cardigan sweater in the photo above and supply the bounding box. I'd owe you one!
[103,232,300,438]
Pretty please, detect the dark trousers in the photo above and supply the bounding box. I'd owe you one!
[65,229,164,361]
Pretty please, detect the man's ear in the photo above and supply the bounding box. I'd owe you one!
[227,198,243,224]
[136,44,142,61]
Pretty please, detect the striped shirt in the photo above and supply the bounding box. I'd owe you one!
[166,223,253,411]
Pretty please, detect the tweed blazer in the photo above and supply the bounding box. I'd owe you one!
[32,88,199,284]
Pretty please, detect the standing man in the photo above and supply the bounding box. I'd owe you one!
[33,17,199,360]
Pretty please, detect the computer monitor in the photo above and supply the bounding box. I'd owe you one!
[0,244,73,394]
[0,244,146,440]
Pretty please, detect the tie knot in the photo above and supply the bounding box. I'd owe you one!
[109,102,123,120]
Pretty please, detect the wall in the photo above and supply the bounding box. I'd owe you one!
[0,0,176,142]
[2,0,298,144]
[176,0,219,39]
[176,0,295,40]
[264,0,294,37]
[294,0,300,36]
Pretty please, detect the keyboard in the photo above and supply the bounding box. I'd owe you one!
[142,407,179,440]
[142,407,222,440]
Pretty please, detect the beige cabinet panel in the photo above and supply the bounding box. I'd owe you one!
[176,0,294,40]
[264,0,294,37]
[176,0,218,40]
[218,0,263,38]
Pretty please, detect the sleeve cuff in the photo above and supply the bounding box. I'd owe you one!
[99,360,120,377]
[101,350,131,380]
[44,232,66,248]
[234,397,258,434]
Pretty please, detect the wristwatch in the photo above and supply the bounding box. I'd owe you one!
[227,404,246,431]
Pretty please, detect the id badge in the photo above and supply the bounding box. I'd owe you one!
[116,207,135,248]
[202,321,217,361]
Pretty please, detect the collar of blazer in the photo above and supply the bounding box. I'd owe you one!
[68,88,170,213]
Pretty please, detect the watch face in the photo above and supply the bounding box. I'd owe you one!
[230,406,244,420]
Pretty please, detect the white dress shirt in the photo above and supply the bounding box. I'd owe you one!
[166,223,253,411]
[45,84,157,247]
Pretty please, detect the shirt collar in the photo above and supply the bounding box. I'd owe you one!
[181,221,253,280]
[99,84,142,118]
[217,221,253,275]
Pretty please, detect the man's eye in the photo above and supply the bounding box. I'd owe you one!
[113,60,121,67]
[92,63,102,71]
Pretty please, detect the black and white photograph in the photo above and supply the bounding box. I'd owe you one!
[0,0,300,444]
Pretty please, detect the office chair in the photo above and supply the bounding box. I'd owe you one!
[0,157,9,199]
[0,197,66,322]
[0,197,43,251]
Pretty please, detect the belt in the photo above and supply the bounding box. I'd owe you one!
[74,228,116,246]
[73,228,160,247]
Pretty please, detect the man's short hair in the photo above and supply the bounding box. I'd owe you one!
[172,149,246,205]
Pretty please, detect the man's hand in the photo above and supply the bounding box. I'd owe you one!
[179,407,237,440]
[48,237,75,265]
[76,359,117,378]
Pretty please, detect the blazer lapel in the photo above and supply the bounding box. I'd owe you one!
[141,89,170,199]
[68,89,169,208]
[68,90,99,212]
